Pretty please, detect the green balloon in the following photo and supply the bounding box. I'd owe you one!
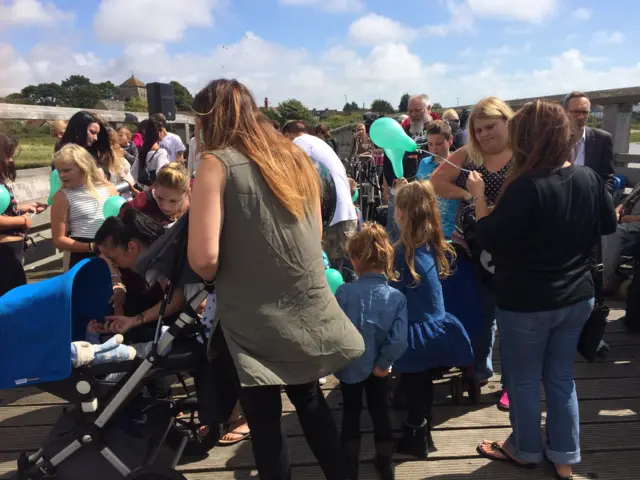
[325,268,344,295]
[369,117,417,152]
[384,148,405,179]
[47,170,62,205]
[352,189,359,202]
[103,196,127,218]
[0,186,11,214]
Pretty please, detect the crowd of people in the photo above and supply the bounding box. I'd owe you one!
[0,82,623,480]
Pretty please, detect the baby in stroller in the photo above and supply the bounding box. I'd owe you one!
[0,219,220,479]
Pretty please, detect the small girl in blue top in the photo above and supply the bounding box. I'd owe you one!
[335,223,408,480]
[391,180,473,459]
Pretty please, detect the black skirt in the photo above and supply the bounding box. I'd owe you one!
[0,240,26,296]
[69,237,97,269]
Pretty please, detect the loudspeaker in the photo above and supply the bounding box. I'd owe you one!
[147,82,176,121]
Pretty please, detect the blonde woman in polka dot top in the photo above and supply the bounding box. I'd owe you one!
[430,96,514,409]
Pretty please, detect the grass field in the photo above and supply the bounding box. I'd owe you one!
[15,136,57,169]
[631,131,640,143]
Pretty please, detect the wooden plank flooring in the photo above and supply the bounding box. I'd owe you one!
[1,304,639,479]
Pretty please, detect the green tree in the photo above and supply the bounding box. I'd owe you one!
[1,92,32,104]
[170,80,193,111]
[343,101,360,114]
[370,99,395,114]
[97,81,119,100]
[398,93,410,113]
[21,83,66,106]
[276,98,315,124]
[61,75,101,108]
[432,102,442,110]
[125,97,148,111]
[261,107,282,124]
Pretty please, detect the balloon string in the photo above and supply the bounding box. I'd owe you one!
[416,150,472,173]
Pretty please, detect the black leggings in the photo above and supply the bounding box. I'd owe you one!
[0,241,26,296]
[340,375,392,442]
[211,328,348,480]
[402,370,435,426]
[69,237,96,269]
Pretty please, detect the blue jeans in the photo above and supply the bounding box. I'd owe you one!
[471,281,497,382]
[497,298,594,465]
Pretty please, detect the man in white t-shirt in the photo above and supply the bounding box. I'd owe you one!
[150,113,186,164]
[282,120,357,270]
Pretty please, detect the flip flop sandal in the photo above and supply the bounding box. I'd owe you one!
[218,427,251,446]
[476,441,535,469]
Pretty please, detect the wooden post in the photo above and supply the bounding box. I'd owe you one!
[603,103,633,154]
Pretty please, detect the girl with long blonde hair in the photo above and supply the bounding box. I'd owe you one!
[188,78,364,479]
[51,144,118,268]
[390,180,473,459]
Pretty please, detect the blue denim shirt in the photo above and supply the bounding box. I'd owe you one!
[334,273,408,384]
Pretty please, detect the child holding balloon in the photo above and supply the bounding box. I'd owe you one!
[0,133,48,296]
[334,223,408,480]
[390,180,473,458]
[50,144,119,268]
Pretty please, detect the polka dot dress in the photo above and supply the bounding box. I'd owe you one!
[198,292,217,344]
[454,158,512,229]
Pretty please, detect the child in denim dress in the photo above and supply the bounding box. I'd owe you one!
[391,180,473,458]
[335,223,408,480]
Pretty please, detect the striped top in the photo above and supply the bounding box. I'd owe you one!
[63,185,112,240]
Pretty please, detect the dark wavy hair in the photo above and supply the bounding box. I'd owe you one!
[138,117,163,173]
[95,208,165,249]
[0,133,18,182]
[58,111,102,150]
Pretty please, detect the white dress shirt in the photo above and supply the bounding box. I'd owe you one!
[574,128,586,166]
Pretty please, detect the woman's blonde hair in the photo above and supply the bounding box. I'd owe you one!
[106,127,125,175]
[394,180,455,283]
[192,79,320,220]
[117,126,132,141]
[156,162,190,193]
[50,120,67,138]
[53,144,107,198]
[467,97,514,167]
[346,223,399,281]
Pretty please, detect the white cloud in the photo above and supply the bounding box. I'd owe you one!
[466,0,557,23]
[0,0,73,26]
[348,14,416,45]
[592,31,624,45]
[93,0,218,43]
[279,0,364,13]
[572,8,592,21]
[423,0,475,36]
[2,34,640,112]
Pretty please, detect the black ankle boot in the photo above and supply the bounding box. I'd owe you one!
[395,421,427,459]
[426,415,436,453]
[373,441,395,480]
[342,437,361,480]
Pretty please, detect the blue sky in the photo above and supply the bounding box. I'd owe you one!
[1,0,639,109]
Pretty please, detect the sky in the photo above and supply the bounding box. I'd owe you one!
[0,0,639,109]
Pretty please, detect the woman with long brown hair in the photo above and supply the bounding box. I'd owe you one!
[188,79,364,480]
[469,100,616,479]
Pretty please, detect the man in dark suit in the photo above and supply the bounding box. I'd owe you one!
[564,91,615,192]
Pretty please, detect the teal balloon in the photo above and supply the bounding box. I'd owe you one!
[352,189,359,202]
[47,170,62,205]
[322,251,330,269]
[103,196,127,218]
[325,268,344,294]
[384,148,405,179]
[369,118,417,152]
[0,186,10,214]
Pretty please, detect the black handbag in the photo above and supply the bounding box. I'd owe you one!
[577,238,610,362]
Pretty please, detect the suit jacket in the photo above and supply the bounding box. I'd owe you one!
[584,127,615,193]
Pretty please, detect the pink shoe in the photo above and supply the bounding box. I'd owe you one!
[497,390,510,411]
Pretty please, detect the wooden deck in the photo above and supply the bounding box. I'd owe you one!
[1,284,639,479]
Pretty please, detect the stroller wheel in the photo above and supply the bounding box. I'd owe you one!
[125,467,187,480]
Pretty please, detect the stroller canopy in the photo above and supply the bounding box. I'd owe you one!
[0,258,112,389]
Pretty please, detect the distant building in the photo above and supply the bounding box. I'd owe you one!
[118,75,147,103]
[95,99,124,111]
[312,108,339,119]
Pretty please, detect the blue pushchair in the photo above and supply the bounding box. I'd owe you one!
[0,255,212,480]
